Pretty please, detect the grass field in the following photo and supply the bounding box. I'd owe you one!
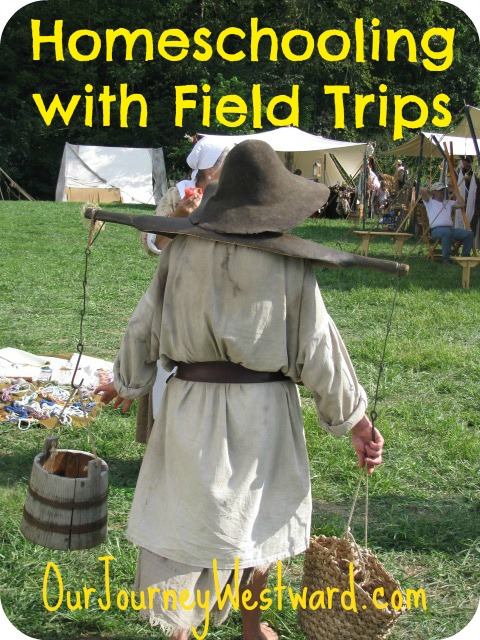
[1,201,479,640]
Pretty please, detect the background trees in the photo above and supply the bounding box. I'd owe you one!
[0,0,479,198]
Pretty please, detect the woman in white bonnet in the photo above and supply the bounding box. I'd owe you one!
[142,137,231,255]
[137,138,232,444]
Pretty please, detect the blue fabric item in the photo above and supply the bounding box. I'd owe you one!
[430,226,474,261]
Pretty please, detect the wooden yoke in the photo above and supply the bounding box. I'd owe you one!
[443,141,477,257]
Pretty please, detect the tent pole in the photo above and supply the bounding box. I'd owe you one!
[464,104,480,163]
[431,136,448,164]
[362,150,368,230]
[0,167,35,201]
[411,133,425,233]
[440,159,447,183]
[415,133,425,201]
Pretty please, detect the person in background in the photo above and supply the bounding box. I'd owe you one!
[136,138,232,444]
[395,158,409,205]
[377,180,390,212]
[420,181,473,263]
[143,138,231,255]
[457,156,473,196]
[367,157,380,214]
[456,156,480,240]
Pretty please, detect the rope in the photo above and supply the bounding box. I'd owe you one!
[343,108,469,548]
[365,471,369,550]
[341,466,369,579]
[370,272,402,440]
[52,386,78,428]
[343,468,364,537]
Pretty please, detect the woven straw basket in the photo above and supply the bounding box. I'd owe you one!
[299,533,404,640]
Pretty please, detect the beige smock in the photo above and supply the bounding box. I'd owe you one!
[114,235,367,570]
[137,186,182,442]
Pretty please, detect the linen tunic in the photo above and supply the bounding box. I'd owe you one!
[114,235,367,570]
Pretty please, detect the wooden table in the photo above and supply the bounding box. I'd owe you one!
[452,257,480,289]
[354,231,413,259]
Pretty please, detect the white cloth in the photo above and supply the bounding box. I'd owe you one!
[148,187,183,255]
[423,198,455,228]
[152,361,169,417]
[175,178,196,200]
[186,138,229,181]
[114,237,367,569]
[134,548,253,633]
[369,168,380,192]
[456,170,476,229]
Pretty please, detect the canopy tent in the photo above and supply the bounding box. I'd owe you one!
[380,132,479,158]
[380,106,480,159]
[55,143,168,205]
[450,105,480,140]
[378,105,480,243]
[198,127,367,187]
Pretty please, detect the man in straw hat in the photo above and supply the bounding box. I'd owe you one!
[96,140,384,640]
[420,180,474,263]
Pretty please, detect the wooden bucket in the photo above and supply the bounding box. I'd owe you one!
[20,435,108,550]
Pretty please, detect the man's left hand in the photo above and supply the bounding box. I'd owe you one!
[351,415,384,474]
[94,382,134,414]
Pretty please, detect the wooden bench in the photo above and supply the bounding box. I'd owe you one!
[353,231,413,259]
[451,257,480,289]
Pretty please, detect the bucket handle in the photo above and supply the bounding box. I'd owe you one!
[43,435,59,458]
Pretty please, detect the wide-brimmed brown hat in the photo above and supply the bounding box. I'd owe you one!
[188,140,329,233]
[84,139,408,276]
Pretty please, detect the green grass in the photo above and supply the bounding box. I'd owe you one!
[1,202,479,640]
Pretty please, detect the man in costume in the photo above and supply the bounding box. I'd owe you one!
[420,181,473,263]
[96,140,384,640]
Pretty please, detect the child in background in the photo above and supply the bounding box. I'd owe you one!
[377,180,390,212]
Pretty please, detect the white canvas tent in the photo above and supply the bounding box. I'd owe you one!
[198,127,367,186]
[55,143,168,205]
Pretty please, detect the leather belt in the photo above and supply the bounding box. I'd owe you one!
[175,361,289,384]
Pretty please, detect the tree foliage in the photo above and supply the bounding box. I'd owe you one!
[0,0,479,197]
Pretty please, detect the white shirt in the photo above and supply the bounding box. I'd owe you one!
[423,197,455,228]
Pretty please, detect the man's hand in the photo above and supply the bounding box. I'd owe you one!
[351,415,384,474]
[94,382,134,414]
[419,186,430,202]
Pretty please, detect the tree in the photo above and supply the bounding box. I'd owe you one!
[0,0,478,197]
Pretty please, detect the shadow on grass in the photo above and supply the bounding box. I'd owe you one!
[312,495,480,555]
[293,222,480,293]
[0,452,143,490]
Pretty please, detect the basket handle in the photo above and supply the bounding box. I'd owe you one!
[342,466,369,550]
[337,467,370,580]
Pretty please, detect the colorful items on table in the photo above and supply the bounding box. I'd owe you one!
[0,379,102,430]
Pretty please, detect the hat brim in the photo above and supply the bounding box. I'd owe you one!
[84,208,408,277]
[188,140,331,234]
